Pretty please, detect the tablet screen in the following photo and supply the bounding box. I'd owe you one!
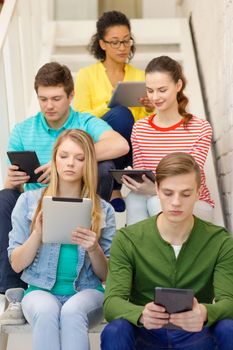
[42,196,92,244]
[108,81,146,108]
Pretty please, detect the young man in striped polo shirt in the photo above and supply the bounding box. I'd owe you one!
[0,62,129,294]
[101,153,233,350]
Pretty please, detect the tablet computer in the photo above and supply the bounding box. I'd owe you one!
[108,81,147,108]
[109,169,155,184]
[7,151,42,183]
[42,196,92,244]
[154,287,194,329]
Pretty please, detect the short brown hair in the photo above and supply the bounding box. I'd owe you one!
[156,152,201,189]
[34,62,74,96]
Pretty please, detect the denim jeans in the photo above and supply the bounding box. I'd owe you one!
[0,162,113,293]
[102,106,134,190]
[101,319,233,350]
[0,189,27,293]
[22,289,104,350]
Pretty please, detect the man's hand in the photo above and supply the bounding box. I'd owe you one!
[122,174,156,196]
[5,164,30,189]
[35,161,51,184]
[169,298,207,332]
[139,302,169,329]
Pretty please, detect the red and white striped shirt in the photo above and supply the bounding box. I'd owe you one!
[132,114,214,207]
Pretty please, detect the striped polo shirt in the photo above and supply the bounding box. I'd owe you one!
[8,107,112,191]
[131,114,214,207]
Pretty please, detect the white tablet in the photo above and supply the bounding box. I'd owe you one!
[108,81,147,108]
[42,196,92,244]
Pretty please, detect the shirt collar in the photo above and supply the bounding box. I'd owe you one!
[40,107,75,133]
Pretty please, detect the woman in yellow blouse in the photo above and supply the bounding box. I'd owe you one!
[74,11,154,212]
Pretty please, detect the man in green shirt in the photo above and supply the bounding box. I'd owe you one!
[101,152,233,349]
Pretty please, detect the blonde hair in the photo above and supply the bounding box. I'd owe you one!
[31,129,102,238]
[156,152,201,189]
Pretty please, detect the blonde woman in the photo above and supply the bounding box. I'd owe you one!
[8,129,116,350]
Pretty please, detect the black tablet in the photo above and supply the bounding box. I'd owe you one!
[7,151,42,183]
[154,287,194,329]
[109,169,156,184]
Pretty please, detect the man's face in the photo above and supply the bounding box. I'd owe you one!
[37,85,73,129]
[156,172,200,224]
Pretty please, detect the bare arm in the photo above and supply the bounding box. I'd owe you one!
[11,211,43,273]
[94,130,129,161]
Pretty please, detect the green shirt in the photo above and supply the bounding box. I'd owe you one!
[104,215,233,327]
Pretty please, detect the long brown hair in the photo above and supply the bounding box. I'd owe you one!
[31,129,102,238]
[145,56,193,126]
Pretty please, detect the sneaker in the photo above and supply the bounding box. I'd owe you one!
[110,198,126,212]
[0,288,26,325]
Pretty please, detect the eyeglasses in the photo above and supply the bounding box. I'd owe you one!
[102,38,134,49]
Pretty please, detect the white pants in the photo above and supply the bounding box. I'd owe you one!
[126,192,214,225]
[22,289,104,350]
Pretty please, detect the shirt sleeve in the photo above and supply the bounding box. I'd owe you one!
[203,235,233,326]
[7,192,31,260]
[80,113,112,142]
[131,122,145,169]
[99,202,116,258]
[73,68,110,117]
[190,120,212,169]
[104,230,144,325]
[8,124,24,152]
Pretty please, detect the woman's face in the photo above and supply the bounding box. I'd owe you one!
[100,25,132,63]
[56,138,85,184]
[146,71,182,112]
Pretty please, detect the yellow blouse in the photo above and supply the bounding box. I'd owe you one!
[73,62,148,122]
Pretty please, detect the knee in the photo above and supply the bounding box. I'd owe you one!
[101,319,134,348]
[213,319,233,335]
[0,189,20,214]
[98,161,115,177]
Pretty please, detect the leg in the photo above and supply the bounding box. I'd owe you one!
[0,189,27,293]
[102,106,134,188]
[146,195,162,217]
[60,289,104,350]
[125,192,149,225]
[22,291,61,350]
[193,200,214,222]
[101,319,136,350]
[97,160,115,202]
[211,319,233,350]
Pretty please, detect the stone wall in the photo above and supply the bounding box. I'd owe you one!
[181,0,233,230]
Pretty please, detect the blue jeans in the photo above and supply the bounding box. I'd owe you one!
[0,161,113,293]
[22,289,104,350]
[0,189,27,293]
[101,319,233,349]
[102,106,134,190]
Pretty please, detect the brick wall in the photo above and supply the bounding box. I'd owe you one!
[181,0,233,230]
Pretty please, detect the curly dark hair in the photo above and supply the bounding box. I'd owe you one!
[145,56,193,126]
[88,11,136,61]
[34,62,74,96]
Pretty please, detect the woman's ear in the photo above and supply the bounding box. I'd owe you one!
[99,39,106,51]
[176,79,183,92]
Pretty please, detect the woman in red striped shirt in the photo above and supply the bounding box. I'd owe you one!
[122,56,214,225]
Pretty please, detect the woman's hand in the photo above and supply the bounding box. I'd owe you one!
[122,174,156,196]
[31,210,43,243]
[139,96,155,113]
[71,227,99,252]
